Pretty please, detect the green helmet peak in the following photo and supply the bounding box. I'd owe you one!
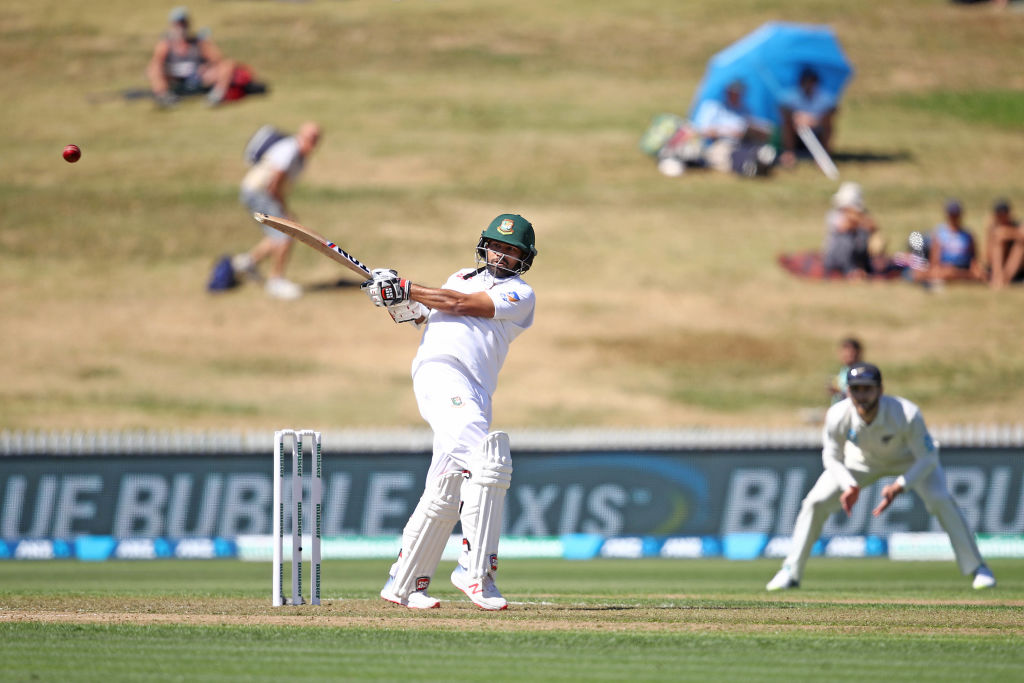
[476,213,537,275]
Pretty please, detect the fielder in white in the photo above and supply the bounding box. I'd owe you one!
[360,213,537,610]
[767,362,996,591]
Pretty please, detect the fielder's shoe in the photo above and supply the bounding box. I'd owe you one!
[380,573,440,610]
[451,563,508,610]
[972,565,996,590]
[230,253,263,283]
[766,565,800,591]
[265,276,301,300]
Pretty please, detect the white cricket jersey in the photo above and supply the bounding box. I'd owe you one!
[822,394,939,490]
[412,268,535,396]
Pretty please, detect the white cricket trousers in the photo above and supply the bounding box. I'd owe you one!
[413,358,492,484]
[784,464,984,580]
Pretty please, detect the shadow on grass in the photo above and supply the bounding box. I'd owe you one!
[305,278,365,292]
[832,149,914,164]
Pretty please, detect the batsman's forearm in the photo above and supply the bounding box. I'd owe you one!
[409,284,491,317]
[410,285,461,312]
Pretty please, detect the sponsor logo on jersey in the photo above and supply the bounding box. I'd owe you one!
[498,218,515,234]
[501,291,521,304]
[451,396,464,407]
[847,428,858,444]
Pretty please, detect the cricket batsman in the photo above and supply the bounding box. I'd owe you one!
[360,213,537,610]
[767,362,996,591]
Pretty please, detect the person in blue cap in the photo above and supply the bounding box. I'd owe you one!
[767,362,996,591]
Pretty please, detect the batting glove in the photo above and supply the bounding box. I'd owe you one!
[360,269,411,307]
[360,278,385,307]
[379,277,411,306]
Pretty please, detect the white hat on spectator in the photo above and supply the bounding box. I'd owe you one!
[832,182,865,211]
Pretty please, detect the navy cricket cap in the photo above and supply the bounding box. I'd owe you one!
[847,362,882,386]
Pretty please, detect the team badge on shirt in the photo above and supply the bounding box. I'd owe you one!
[451,396,464,407]
[501,291,521,304]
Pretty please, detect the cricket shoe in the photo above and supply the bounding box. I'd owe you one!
[766,565,800,591]
[265,276,301,300]
[380,573,440,609]
[451,563,507,610]
[972,565,996,590]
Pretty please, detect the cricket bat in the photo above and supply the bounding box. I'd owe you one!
[253,213,373,280]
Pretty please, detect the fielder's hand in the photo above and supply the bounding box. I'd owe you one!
[840,485,859,516]
[361,268,411,307]
[872,481,904,517]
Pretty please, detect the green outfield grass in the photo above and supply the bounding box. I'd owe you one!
[1,558,1022,681]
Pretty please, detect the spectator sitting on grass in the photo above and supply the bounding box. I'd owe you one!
[915,199,985,286]
[146,7,239,109]
[779,67,838,169]
[823,182,882,279]
[690,80,774,174]
[985,198,1024,289]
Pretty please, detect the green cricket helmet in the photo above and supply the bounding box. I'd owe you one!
[475,213,537,275]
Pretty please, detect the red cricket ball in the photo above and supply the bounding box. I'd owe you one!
[63,144,81,163]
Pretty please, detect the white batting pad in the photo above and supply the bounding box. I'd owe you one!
[459,431,512,578]
[389,471,463,598]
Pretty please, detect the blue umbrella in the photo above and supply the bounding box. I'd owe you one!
[689,22,854,129]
